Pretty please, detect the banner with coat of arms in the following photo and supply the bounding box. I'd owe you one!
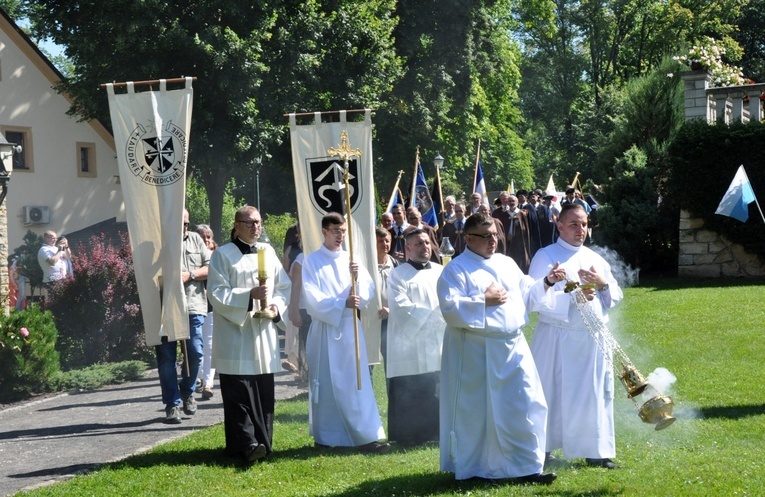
[289,110,382,364]
[106,78,193,346]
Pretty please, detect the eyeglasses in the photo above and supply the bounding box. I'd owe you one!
[237,220,261,228]
[468,232,499,240]
[328,228,347,235]
[183,222,190,227]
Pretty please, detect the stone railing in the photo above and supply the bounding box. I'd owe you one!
[682,70,765,124]
[678,209,765,277]
[678,71,765,277]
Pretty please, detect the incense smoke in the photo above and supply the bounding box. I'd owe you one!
[590,245,639,288]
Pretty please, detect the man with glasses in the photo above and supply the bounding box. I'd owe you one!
[37,231,71,284]
[436,213,565,485]
[207,205,290,463]
[155,209,211,425]
[302,212,389,454]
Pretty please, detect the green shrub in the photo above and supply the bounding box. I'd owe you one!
[47,233,152,369]
[0,304,60,400]
[50,360,147,391]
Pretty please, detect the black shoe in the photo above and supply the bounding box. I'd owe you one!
[585,458,617,469]
[515,472,557,485]
[545,452,567,468]
[182,396,197,415]
[163,406,182,424]
[244,443,267,463]
[358,441,391,454]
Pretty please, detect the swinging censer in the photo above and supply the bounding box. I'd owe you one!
[563,281,676,430]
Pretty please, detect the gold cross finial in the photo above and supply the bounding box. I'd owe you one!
[327,130,362,162]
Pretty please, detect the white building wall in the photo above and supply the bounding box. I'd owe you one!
[0,14,124,251]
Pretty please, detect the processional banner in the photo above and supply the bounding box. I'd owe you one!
[289,110,382,363]
[106,78,193,346]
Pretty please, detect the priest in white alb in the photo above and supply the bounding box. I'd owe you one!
[302,212,389,454]
[386,228,445,445]
[207,206,291,464]
[437,213,565,485]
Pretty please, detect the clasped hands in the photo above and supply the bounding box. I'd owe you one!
[484,262,567,306]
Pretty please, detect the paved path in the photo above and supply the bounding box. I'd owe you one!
[0,370,307,496]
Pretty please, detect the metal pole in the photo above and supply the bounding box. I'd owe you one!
[256,169,261,212]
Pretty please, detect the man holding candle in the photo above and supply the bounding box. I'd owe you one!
[302,212,389,453]
[207,206,291,463]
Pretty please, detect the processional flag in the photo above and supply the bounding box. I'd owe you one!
[413,161,438,228]
[288,110,382,363]
[715,165,759,223]
[473,141,489,205]
[431,164,444,229]
[105,78,193,346]
[387,186,405,213]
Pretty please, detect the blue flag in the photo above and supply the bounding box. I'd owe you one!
[715,165,757,222]
[388,187,404,213]
[414,162,438,227]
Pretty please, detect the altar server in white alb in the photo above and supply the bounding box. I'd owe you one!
[528,203,623,469]
[207,206,291,464]
[437,213,565,485]
[386,228,445,445]
[302,212,389,454]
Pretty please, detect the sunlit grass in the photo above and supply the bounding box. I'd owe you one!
[19,277,765,496]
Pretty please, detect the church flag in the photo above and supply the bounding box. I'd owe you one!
[288,110,382,363]
[105,78,193,346]
[432,164,444,229]
[473,141,489,205]
[414,161,438,227]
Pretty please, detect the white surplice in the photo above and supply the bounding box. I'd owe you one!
[208,242,290,375]
[437,248,553,480]
[528,238,623,459]
[302,244,385,446]
[386,262,445,378]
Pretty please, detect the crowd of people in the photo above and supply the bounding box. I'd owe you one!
[156,183,621,486]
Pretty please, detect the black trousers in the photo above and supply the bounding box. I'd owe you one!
[219,373,275,456]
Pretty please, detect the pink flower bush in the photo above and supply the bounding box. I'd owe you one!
[20,327,29,338]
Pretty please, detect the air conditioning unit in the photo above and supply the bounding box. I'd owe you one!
[23,206,51,225]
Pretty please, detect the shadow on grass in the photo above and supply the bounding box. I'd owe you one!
[329,473,624,496]
[638,276,765,291]
[700,403,765,420]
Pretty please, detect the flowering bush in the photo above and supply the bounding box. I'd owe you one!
[47,232,150,369]
[0,305,60,400]
[674,37,746,87]
[0,325,29,352]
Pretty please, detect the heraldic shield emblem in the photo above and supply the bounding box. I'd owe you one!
[306,157,361,215]
[125,119,187,186]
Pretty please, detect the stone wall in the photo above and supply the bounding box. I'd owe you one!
[678,209,765,277]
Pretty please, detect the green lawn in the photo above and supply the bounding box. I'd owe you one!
[21,277,765,496]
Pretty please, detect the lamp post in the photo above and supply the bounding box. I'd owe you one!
[433,152,444,171]
[0,133,20,315]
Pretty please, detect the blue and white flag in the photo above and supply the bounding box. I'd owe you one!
[474,160,489,205]
[413,162,438,227]
[388,187,404,213]
[715,165,757,222]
